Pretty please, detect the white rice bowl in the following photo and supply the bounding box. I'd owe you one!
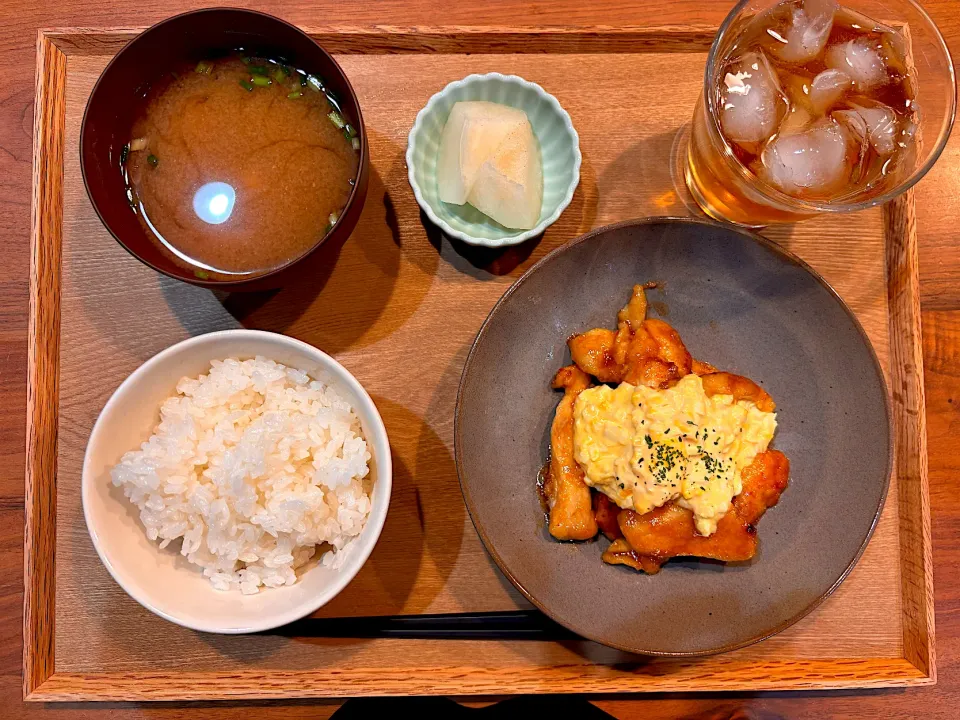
[110,356,372,595]
[83,330,391,633]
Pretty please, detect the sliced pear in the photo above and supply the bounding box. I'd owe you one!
[466,120,543,230]
[436,101,527,205]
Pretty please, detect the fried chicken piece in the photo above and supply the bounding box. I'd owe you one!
[611,317,693,388]
[642,319,693,376]
[692,359,718,375]
[569,286,693,389]
[567,329,622,383]
[700,371,776,412]
[731,448,791,523]
[617,283,648,330]
[602,538,663,574]
[593,492,623,541]
[623,320,658,362]
[618,504,758,572]
[624,356,682,389]
[610,450,790,573]
[544,366,598,541]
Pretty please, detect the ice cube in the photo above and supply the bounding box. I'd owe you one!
[825,39,887,91]
[899,115,919,148]
[719,52,786,145]
[841,103,898,155]
[809,69,852,114]
[833,109,868,142]
[836,3,908,70]
[832,110,870,181]
[760,119,852,195]
[770,0,838,63]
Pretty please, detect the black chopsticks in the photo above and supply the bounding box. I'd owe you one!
[276,610,578,641]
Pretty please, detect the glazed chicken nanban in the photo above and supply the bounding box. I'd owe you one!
[541,284,789,574]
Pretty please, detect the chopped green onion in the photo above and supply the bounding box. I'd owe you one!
[343,124,357,139]
[327,111,345,129]
[195,60,213,74]
[299,74,308,87]
[306,75,323,92]
[251,75,272,87]
[351,137,360,151]
[120,143,129,165]
[329,211,339,226]
[194,269,210,280]
[273,67,286,83]
[239,79,254,91]
[147,154,159,168]
[248,65,269,76]
[287,90,303,99]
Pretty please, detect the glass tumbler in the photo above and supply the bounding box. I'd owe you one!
[685,0,956,226]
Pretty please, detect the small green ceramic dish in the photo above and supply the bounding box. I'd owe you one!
[406,73,581,248]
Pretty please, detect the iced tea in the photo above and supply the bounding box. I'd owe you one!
[686,0,949,226]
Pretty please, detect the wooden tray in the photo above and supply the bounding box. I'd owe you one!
[25,25,934,700]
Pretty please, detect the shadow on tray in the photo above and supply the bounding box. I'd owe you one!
[421,208,541,279]
[161,164,424,354]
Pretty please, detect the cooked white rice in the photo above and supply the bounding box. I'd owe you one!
[111,356,372,594]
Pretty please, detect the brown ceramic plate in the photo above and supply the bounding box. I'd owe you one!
[455,217,892,656]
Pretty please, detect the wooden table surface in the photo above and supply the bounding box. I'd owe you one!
[3,1,958,717]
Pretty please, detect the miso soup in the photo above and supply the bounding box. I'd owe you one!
[122,54,360,278]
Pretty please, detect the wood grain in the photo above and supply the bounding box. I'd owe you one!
[24,658,932,701]
[1,1,959,718]
[18,29,924,700]
[23,31,64,699]
[884,192,936,679]
[46,25,719,55]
